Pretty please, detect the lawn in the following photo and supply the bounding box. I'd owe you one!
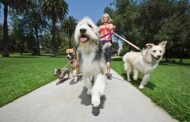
[111,57,190,122]
[0,55,67,107]
[0,55,189,121]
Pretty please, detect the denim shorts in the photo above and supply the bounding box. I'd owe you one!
[100,40,112,62]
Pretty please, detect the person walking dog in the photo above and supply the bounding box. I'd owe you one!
[99,13,116,79]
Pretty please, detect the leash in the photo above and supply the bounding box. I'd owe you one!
[63,62,69,69]
[113,32,141,51]
[100,32,112,39]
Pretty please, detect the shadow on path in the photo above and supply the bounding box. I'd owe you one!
[78,87,106,116]
[69,75,83,85]
[56,78,69,85]
[121,73,156,90]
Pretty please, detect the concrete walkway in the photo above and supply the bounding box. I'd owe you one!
[0,69,177,122]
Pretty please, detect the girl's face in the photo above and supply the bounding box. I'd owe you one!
[103,16,109,23]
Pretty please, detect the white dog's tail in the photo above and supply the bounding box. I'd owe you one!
[122,53,128,62]
[122,53,131,72]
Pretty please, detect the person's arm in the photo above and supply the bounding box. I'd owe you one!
[109,24,116,33]
[111,24,116,30]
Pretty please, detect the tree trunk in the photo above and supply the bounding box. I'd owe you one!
[34,27,40,55]
[179,46,183,64]
[2,3,9,57]
[51,20,56,57]
[19,41,24,55]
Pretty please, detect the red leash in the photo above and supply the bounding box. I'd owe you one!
[100,32,112,39]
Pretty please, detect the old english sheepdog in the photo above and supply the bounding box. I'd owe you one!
[74,17,107,107]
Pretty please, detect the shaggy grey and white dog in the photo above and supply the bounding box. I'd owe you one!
[123,41,167,89]
[74,17,106,107]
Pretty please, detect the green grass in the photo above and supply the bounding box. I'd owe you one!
[111,57,190,122]
[0,55,189,121]
[0,55,67,107]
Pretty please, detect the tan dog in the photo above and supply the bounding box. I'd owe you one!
[66,48,80,82]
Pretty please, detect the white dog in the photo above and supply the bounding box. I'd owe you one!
[123,41,167,89]
[74,17,106,107]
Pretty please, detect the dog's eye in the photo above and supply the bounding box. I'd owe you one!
[88,24,93,28]
[160,50,162,53]
[153,50,156,53]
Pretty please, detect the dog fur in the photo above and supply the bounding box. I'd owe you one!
[74,17,106,107]
[66,48,79,82]
[122,41,167,89]
[54,68,70,81]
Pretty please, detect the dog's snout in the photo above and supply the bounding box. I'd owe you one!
[80,28,86,34]
[157,55,161,59]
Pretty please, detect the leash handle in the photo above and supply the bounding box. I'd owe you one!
[113,32,141,51]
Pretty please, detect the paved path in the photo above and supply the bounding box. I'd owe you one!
[0,69,177,122]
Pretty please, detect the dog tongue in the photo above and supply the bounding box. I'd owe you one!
[80,37,88,43]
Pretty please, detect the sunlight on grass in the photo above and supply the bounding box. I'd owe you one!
[111,57,190,122]
[0,55,67,107]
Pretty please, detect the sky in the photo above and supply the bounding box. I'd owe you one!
[0,0,114,24]
[66,0,114,22]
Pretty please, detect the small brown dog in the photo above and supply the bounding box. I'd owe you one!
[54,68,70,81]
[66,48,80,82]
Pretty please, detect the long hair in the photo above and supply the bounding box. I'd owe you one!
[101,13,113,23]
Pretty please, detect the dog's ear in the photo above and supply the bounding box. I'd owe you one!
[146,43,154,49]
[66,49,69,54]
[159,41,167,48]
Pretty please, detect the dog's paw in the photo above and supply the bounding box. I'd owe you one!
[92,107,100,116]
[139,85,144,89]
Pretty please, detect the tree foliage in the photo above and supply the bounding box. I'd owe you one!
[41,0,68,57]
[61,16,77,48]
[1,0,33,57]
[107,0,190,59]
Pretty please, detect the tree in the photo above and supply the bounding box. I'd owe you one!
[119,42,129,56]
[23,0,47,55]
[106,0,190,60]
[1,0,31,57]
[41,0,68,57]
[1,0,10,57]
[0,24,3,51]
[10,17,26,54]
[111,41,119,55]
[61,16,77,48]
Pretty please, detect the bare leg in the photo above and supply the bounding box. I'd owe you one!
[139,74,150,89]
